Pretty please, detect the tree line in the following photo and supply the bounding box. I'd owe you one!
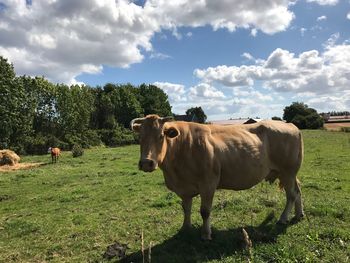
[0,56,172,154]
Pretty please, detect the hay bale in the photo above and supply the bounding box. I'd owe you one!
[0,150,20,166]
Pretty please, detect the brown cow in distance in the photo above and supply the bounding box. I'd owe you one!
[131,115,304,240]
[48,147,60,163]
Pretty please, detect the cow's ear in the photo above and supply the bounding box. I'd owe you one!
[132,123,141,133]
[164,127,179,139]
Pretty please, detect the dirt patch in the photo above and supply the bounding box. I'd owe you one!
[324,122,350,131]
[0,162,45,172]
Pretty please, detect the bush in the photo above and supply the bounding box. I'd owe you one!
[82,130,102,147]
[98,126,137,147]
[341,127,350,133]
[72,144,84,158]
[25,135,68,155]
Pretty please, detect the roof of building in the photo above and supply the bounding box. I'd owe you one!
[174,114,199,122]
[210,118,262,125]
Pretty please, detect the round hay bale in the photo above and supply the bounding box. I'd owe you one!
[0,150,20,166]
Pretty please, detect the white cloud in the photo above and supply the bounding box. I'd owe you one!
[189,83,225,99]
[306,0,338,5]
[347,12,350,20]
[0,0,295,84]
[241,52,254,61]
[300,27,307,37]
[323,32,340,48]
[153,81,186,102]
[149,0,294,35]
[149,52,171,60]
[317,15,327,21]
[250,28,258,37]
[194,42,350,96]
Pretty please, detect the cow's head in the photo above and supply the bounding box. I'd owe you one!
[131,115,179,172]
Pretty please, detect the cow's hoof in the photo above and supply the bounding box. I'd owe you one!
[201,235,212,241]
[201,231,212,241]
[291,213,305,223]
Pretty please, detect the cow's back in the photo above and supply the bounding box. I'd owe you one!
[209,121,303,190]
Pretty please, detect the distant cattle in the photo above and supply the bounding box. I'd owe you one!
[48,147,60,163]
[131,115,304,240]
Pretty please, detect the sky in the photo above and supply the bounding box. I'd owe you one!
[0,0,350,120]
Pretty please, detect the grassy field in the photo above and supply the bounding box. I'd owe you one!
[0,130,349,262]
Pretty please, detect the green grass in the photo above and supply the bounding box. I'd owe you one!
[0,130,349,262]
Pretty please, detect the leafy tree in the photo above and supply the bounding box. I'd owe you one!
[0,56,16,149]
[115,84,143,128]
[30,77,58,136]
[138,84,172,117]
[186,106,207,123]
[0,57,38,152]
[283,102,323,129]
[272,116,282,121]
[56,84,95,143]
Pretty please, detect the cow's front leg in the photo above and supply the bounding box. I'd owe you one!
[181,196,192,229]
[199,191,215,240]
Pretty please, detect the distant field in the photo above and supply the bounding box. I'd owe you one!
[324,122,350,131]
[0,130,349,262]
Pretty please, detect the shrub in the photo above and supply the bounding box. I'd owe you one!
[341,127,350,133]
[72,144,84,158]
[82,130,102,147]
[25,135,68,155]
[98,126,137,147]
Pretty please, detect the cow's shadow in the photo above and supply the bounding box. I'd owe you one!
[121,212,290,263]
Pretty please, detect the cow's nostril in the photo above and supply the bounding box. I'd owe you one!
[139,159,156,171]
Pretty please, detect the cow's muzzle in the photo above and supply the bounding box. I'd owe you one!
[138,159,157,172]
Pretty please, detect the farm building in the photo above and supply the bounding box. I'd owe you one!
[174,114,199,122]
[210,118,262,126]
[324,115,350,123]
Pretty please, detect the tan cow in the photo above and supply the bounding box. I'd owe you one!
[48,147,60,163]
[131,115,304,240]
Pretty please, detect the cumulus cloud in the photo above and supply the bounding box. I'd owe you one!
[306,0,338,5]
[241,52,255,61]
[189,83,225,99]
[300,28,307,37]
[148,0,294,34]
[347,12,350,20]
[317,15,327,21]
[194,42,350,97]
[0,0,295,84]
[153,81,186,102]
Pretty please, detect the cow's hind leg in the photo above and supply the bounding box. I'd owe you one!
[278,175,300,224]
[199,191,215,240]
[293,179,304,221]
[181,196,193,229]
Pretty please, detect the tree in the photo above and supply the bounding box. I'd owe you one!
[0,57,38,152]
[283,102,323,129]
[0,56,17,149]
[272,116,282,121]
[137,84,172,117]
[115,85,143,128]
[186,106,207,123]
[56,84,95,143]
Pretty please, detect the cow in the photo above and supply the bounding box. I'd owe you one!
[48,147,60,163]
[131,115,304,240]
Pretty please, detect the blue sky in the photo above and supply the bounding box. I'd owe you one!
[1,0,350,120]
